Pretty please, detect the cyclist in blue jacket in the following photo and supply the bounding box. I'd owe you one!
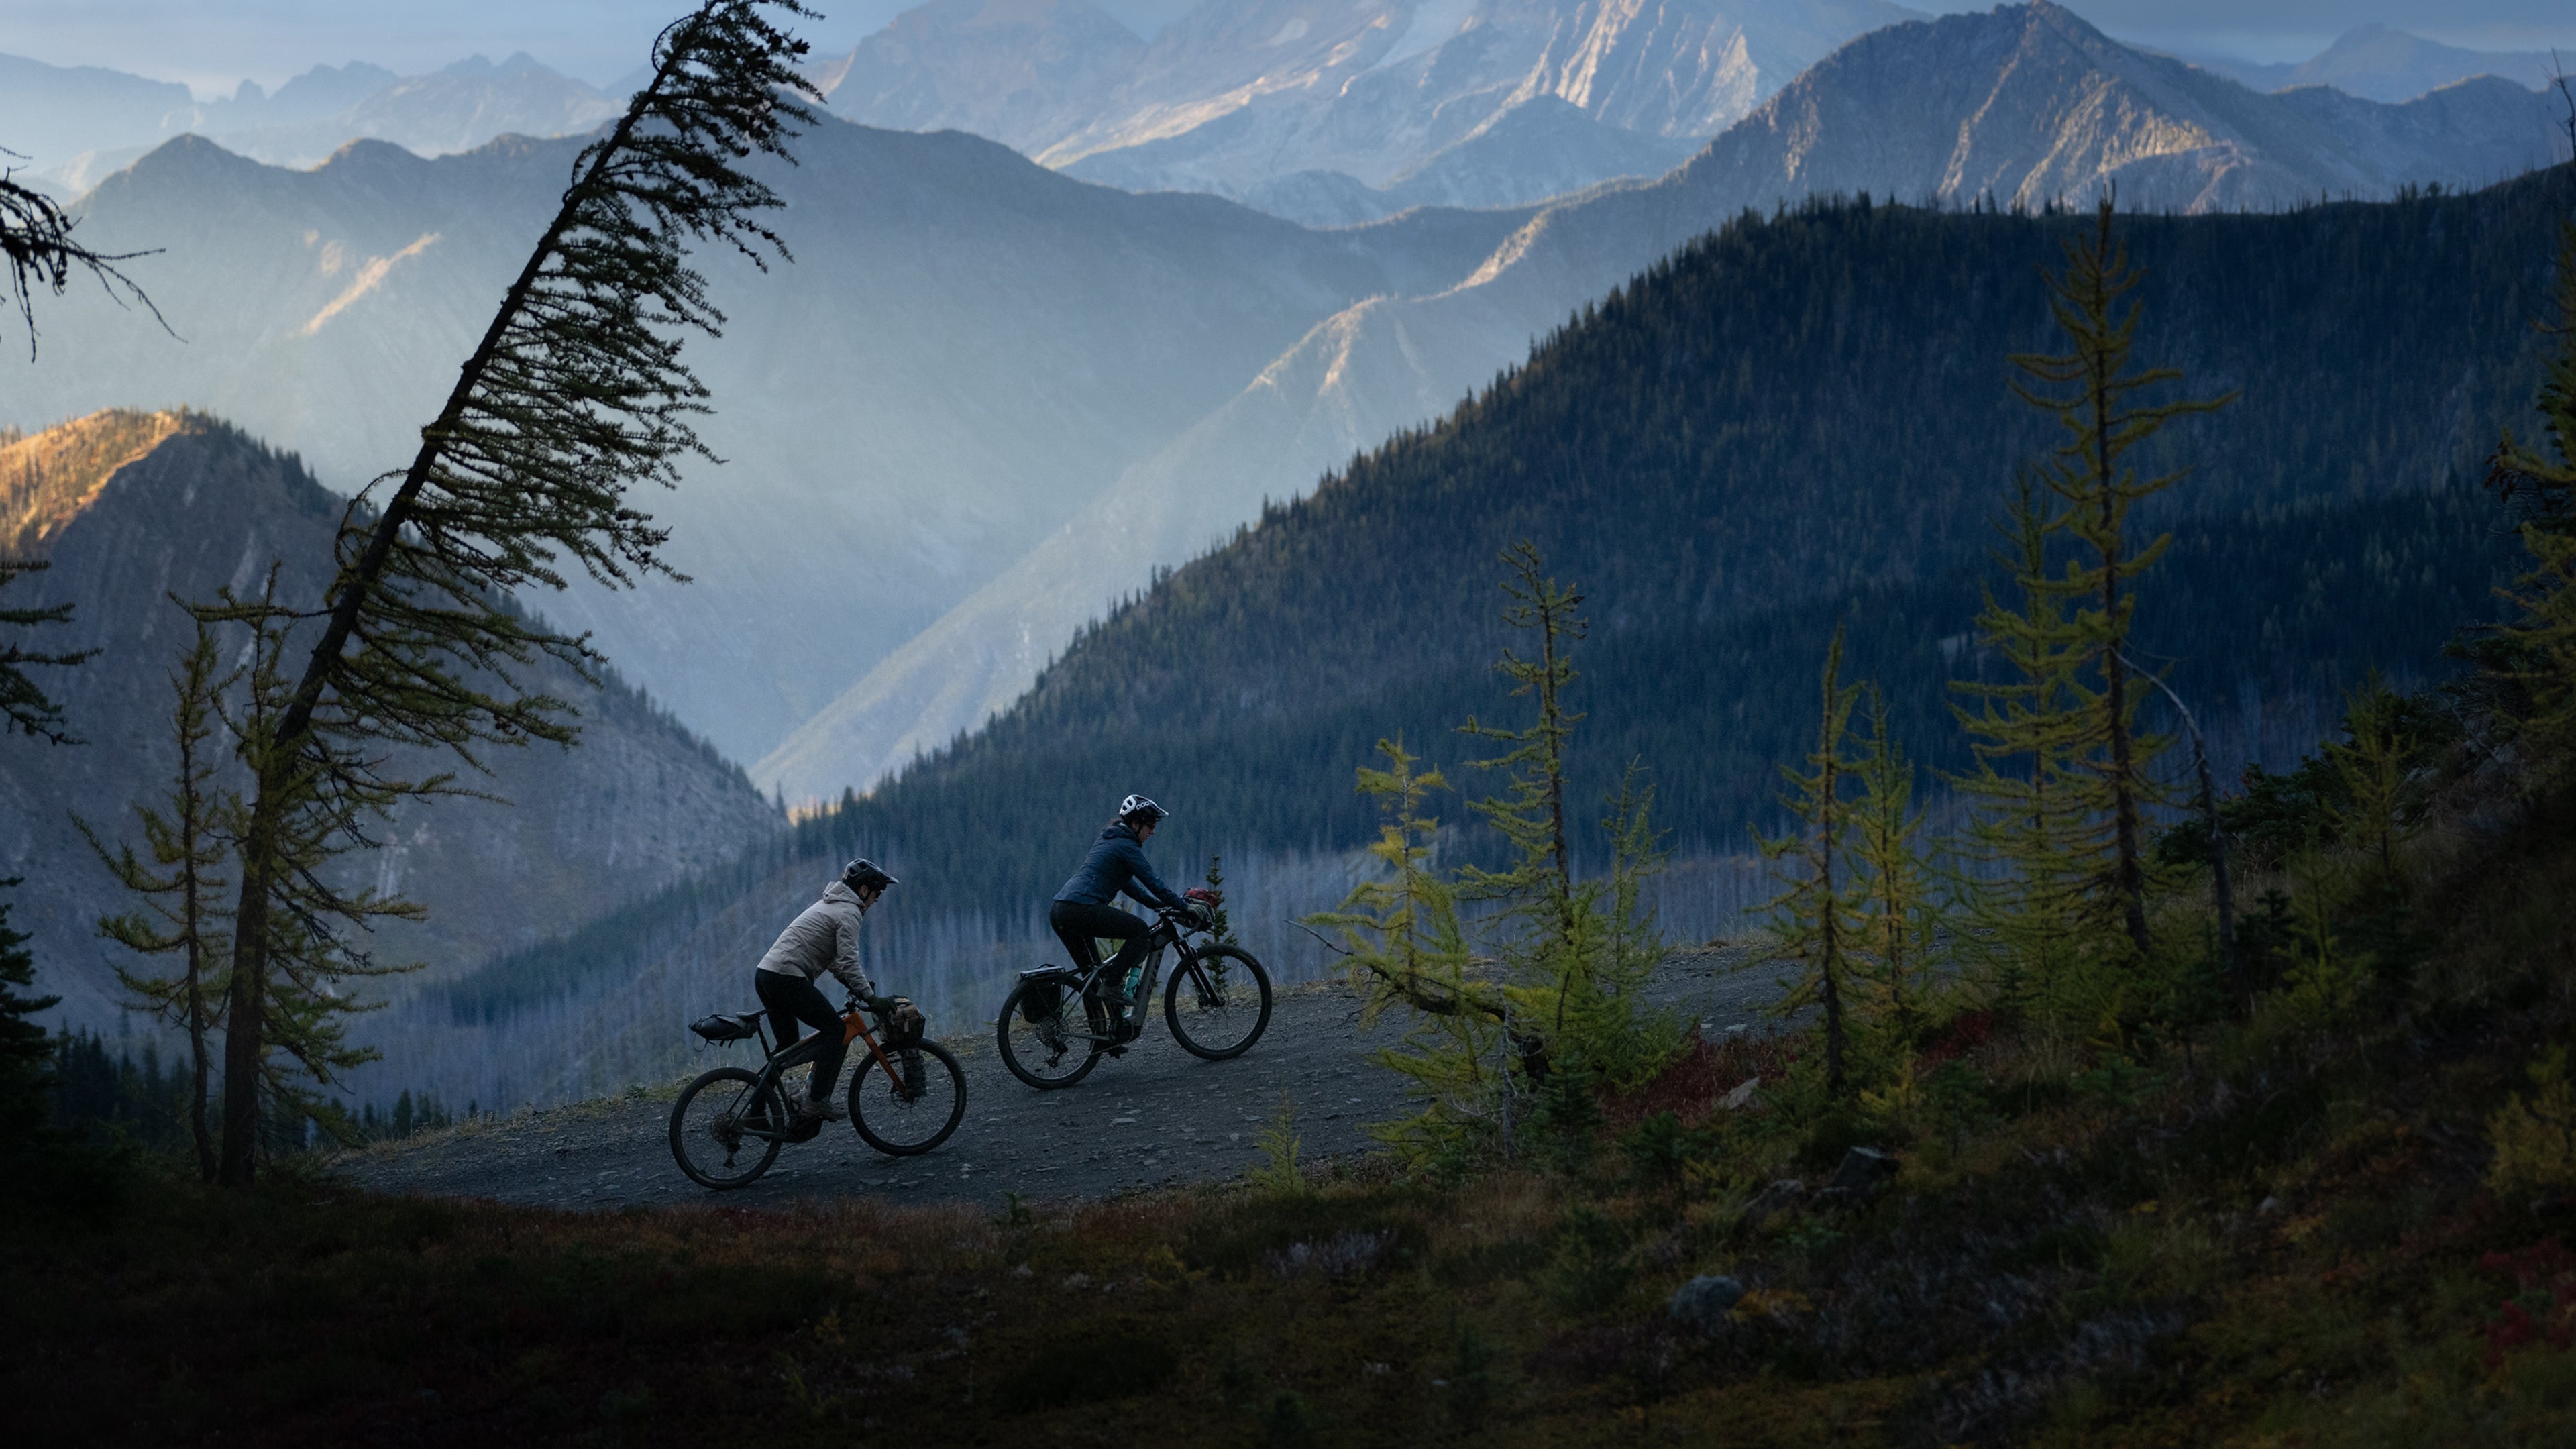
[1051,794,1190,1009]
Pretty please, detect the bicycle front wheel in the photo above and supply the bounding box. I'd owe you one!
[1165,945,1273,1059]
[996,977,1101,1090]
[669,1066,785,1189]
[851,1039,967,1155]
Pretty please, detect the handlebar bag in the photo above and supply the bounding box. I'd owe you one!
[884,996,927,1046]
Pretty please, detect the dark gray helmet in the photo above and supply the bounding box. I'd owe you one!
[843,858,897,892]
[1118,794,1168,824]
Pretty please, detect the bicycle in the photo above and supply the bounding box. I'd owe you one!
[995,886,1272,1090]
[668,994,967,1189]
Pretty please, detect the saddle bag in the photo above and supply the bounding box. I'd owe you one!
[1016,965,1073,1024]
[690,1012,760,1043]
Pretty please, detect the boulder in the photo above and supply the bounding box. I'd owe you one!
[1817,1146,1899,1205]
[1667,1274,1747,1332]
[1740,1179,1806,1231]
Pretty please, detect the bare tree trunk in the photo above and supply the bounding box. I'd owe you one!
[2086,209,2154,962]
[216,835,271,1185]
[2126,657,2236,996]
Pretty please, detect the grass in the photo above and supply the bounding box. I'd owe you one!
[12,793,2576,1444]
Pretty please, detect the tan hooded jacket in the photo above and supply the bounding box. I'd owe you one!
[755,879,873,996]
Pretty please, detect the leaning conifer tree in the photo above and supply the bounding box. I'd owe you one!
[2010,192,2234,963]
[207,0,818,1185]
[1758,623,1864,1095]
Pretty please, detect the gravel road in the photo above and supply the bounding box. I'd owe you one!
[336,946,1771,1214]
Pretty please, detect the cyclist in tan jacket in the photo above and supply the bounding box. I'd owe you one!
[757,858,895,1122]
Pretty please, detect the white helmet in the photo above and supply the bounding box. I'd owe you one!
[1118,794,1169,824]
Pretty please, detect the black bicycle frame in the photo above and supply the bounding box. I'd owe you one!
[1049,910,1222,1042]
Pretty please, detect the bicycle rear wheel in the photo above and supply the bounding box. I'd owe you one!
[1165,945,1273,1059]
[997,977,1102,1089]
[669,1066,785,1189]
[849,1038,967,1155]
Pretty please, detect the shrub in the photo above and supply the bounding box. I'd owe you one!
[2489,1046,2576,1199]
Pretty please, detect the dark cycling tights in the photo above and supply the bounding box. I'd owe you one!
[1050,899,1149,981]
[755,970,847,1100]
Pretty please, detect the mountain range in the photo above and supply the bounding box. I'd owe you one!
[2181,24,2565,104]
[759,0,2575,804]
[9,3,2569,816]
[0,50,621,193]
[3,121,1532,766]
[817,0,1920,222]
[0,411,781,1032]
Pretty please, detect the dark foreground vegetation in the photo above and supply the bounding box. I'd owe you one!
[5,771,2575,1447]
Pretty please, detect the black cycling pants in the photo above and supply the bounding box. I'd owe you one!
[755,969,847,1099]
[1050,899,1150,982]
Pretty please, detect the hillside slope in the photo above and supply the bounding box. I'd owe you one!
[460,170,2573,1114]
[769,1,2572,799]
[820,166,2574,912]
[0,412,781,1031]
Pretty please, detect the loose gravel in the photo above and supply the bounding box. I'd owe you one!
[335,945,1772,1214]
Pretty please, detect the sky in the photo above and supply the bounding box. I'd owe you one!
[0,0,2570,97]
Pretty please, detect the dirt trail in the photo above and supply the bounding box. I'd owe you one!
[336,947,1770,1214]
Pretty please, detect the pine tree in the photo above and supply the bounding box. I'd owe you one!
[0,883,55,1148]
[2010,193,2236,961]
[0,552,87,1144]
[226,577,433,1150]
[2483,221,2576,765]
[1199,853,1239,947]
[1758,623,1864,1094]
[1307,739,1507,1163]
[1949,478,2099,1027]
[206,0,818,1184]
[78,620,235,1179]
[1458,542,1664,1091]
[1849,691,1938,1046]
[1460,540,1588,1002]
[1,559,95,743]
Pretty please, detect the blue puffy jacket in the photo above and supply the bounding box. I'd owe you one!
[1053,822,1185,910]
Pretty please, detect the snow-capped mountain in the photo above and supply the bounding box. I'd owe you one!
[819,0,1921,217]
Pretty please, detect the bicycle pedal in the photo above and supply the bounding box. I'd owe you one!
[1104,1044,1128,1058]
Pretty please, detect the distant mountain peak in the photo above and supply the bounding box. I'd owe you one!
[439,53,553,77]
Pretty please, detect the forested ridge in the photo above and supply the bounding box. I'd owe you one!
[442,165,2575,1019]
[810,169,2573,910]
